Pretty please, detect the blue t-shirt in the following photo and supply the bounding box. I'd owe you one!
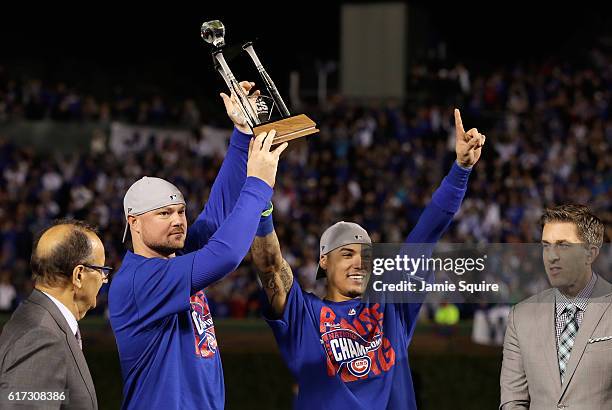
[266,163,471,410]
[109,251,224,410]
[109,129,271,410]
[268,281,421,410]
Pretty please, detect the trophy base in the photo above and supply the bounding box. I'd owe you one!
[253,114,319,145]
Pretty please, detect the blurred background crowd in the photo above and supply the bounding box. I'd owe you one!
[0,5,610,327]
[1,43,610,317]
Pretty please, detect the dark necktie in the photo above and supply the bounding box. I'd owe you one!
[75,327,83,350]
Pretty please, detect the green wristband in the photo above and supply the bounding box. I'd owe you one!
[261,202,274,217]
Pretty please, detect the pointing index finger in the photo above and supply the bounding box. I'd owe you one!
[454,108,465,136]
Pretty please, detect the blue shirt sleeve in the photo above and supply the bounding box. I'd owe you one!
[398,162,471,341]
[405,162,471,244]
[190,177,272,293]
[184,128,251,253]
[131,177,272,324]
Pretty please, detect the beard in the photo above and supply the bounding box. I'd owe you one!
[145,235,185,257]
[343,281,367,299]
[345,289,363,298]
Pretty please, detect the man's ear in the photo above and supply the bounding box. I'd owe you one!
[128,215,139,234]
[320,254,328,270]
[72,265,84,289]
[586,245,600,265]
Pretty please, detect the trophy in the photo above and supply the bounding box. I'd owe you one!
[201,20,319,144]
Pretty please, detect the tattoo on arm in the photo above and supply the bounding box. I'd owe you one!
[279,262,293,293]
[251,232,294,312]
[260,269,282,307]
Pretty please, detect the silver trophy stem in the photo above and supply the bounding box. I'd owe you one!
[214,52,260,125]
[243,43,291,118]
[215,64,254,128]
[215,65,233,93]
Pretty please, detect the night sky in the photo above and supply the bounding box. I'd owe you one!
[1,3,609,98]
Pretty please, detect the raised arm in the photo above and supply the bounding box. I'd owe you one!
[184,81,261,252]
[251,228,294,316]
[405,109,485,244]
[397,109,486,338]
[190,131,288,292]
[128,133,291,322]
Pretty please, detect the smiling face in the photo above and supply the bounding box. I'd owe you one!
[129,204,187,258]
[542,222,594,297]
[321,243,371,301]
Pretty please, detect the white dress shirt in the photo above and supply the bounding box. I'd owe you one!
[40,290,79,337]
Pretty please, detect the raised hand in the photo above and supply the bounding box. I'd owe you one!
[220,81,260,134]
[247,129,288,188]
[454,108,485,168]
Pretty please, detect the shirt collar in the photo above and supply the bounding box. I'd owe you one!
[555,272,597,318]
[40,290,79,336]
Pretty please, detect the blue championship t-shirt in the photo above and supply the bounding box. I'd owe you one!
[110,251,223,410]
[267,281,421,409]
[109,129,271,410]
[266,162,471,409]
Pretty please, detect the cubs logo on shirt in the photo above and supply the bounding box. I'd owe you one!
[319,304,396,382]
[190,290,218,358]
[321,328,382,377]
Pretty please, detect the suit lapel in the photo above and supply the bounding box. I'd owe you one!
[28,290,97,409]
[559,278,612,399]
[65,328,98,408]
[29,289,74,336]
[536,290,562,393]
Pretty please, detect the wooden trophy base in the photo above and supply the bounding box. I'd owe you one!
[252,114,319,145]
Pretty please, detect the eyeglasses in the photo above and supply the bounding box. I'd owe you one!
[82,264,114,280]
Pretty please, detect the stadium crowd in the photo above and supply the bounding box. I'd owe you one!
[0,47,610,317]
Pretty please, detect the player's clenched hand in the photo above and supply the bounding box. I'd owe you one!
[220,80,260,134]
[247,129,288,188]
[454,108,485,168]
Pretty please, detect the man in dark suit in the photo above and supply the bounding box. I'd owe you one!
[0,219,111,409]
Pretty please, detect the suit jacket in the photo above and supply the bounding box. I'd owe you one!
[500,276,612,410]
[0,289,98,409]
